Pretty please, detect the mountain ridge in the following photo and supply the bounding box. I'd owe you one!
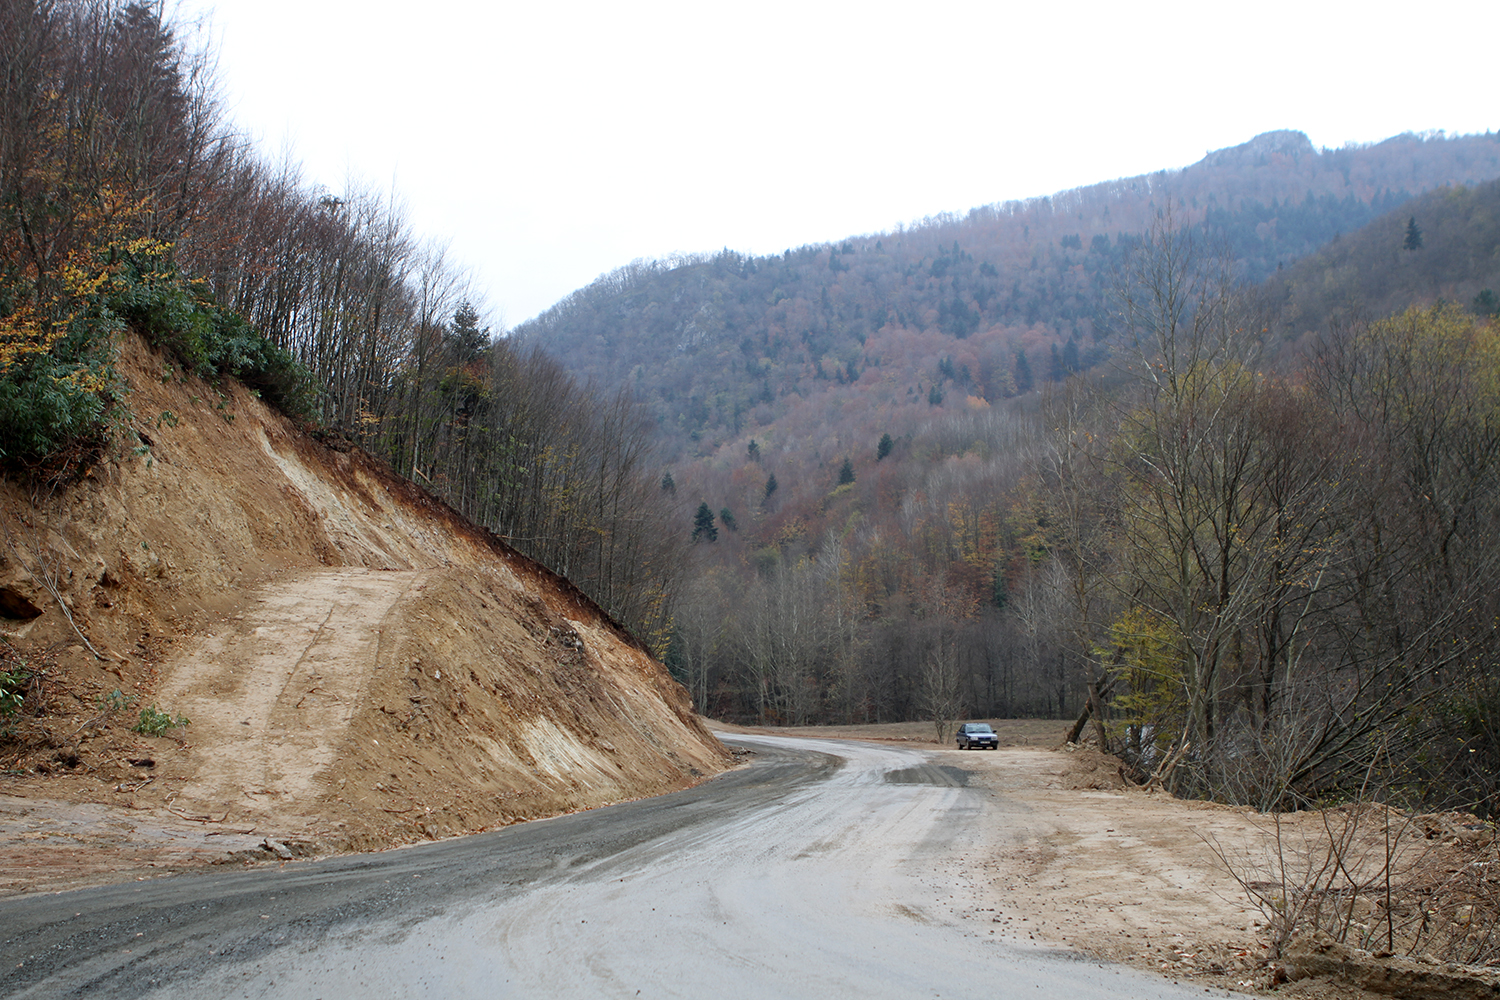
[521,129,1500,463]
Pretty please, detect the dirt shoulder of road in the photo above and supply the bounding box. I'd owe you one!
[731,720,1500,1000]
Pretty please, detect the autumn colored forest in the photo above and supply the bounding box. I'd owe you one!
[6,1,1500,814]
[525,134,1500,812]
[0,0,688,653]
[519,128,1500,459]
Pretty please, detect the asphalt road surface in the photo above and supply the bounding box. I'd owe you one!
[0,736,1245,999]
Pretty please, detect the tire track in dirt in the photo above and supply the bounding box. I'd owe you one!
[155,567,430,826]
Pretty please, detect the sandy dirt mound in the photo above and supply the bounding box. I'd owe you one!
[962,747,1500,999]
[0,330,730,887]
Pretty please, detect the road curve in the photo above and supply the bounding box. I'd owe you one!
[0,736,1244,999]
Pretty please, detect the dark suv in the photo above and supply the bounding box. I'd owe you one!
[955,722,998,750]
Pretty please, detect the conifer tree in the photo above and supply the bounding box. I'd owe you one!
[452,302,489,362]
[1404,216,1424,251]
[1062,338,1080,373]
[1049,343,1066,382]
[691,502,717,542]
[837,457,855,485]
[877,433,893,461]
[1015,350,1035,394]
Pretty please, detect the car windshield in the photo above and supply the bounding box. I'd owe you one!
[966,724,994,733]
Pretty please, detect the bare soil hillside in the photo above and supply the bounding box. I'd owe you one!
[0,331,731,888]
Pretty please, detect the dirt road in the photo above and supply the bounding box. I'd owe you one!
[154,567,431,828]
[0,735,1247,1000]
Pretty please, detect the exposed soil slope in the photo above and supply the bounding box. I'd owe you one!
[0,331,730,876]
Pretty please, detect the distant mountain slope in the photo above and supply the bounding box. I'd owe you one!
[1261,178,1500,336]
[520,130,1500,460]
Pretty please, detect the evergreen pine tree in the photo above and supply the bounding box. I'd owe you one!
[1062,338,1080,373]
[1049,343,1066,382]
[1404,216,1424,251]
[719,507,737,531]
[1014,350,1034,394]
[763,474,778,505]
[838,457,855,485]
[451,302,489,362]
[661,471,676,495]
[691,502,718,542]
[877,433,893,461]
[747,439,760,462]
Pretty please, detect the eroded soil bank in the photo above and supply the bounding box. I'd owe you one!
[0,330,730,883]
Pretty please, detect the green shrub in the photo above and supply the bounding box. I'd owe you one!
[133,704,188,736]
[0,666,29,719]
[99,689,137,715]
[1,238,318,466]
[0,356,115,461]
[0,263,121,464]
[106,241,319,422]
[204,309,320,420]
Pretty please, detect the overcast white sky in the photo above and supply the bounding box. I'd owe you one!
[176,0,1497,328]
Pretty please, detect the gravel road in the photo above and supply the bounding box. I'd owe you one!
[0,735,1246,999]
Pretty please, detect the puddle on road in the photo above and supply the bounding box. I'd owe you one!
[883,765,971,787]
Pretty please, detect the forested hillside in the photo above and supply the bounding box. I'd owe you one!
[519,129,1500,459]
[1,0,682,649]
[7,1,1500,820]
[519,136,1500,817]
[636,199,1500,817]
[1262,178,1500,335]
